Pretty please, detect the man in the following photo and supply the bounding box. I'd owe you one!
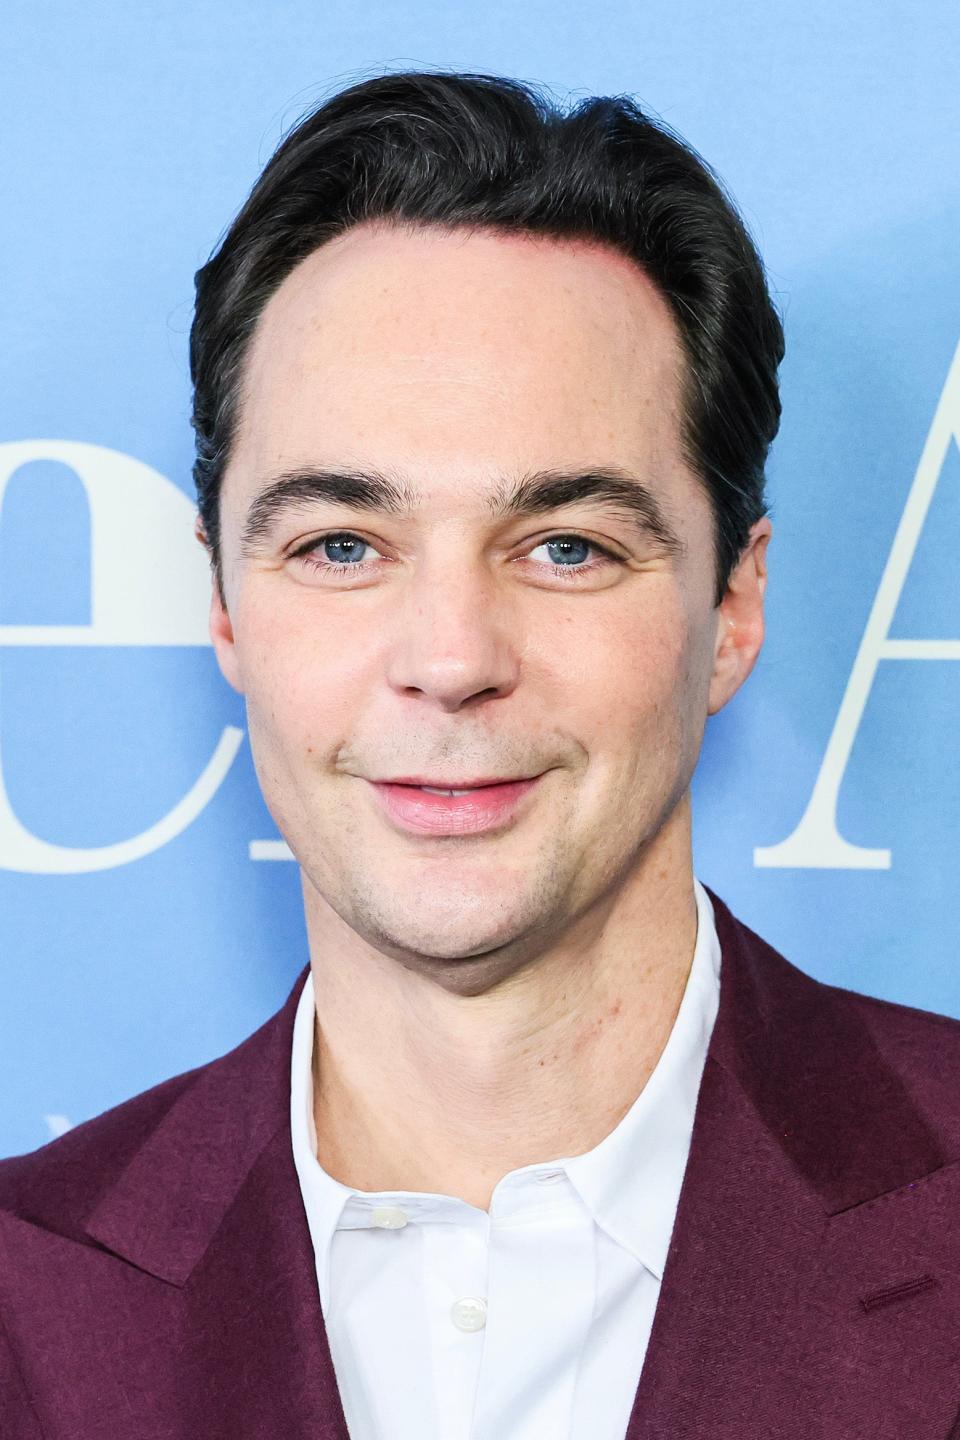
[2,69,959,1440]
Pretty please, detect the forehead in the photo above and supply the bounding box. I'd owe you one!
[229,221,689,507]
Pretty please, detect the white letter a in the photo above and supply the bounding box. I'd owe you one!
[755,341,960,870]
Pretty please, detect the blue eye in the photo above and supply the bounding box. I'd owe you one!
[321,534,369,564]
[290,529,619,581]
[290,531,383,577]
[527,534,618,573]
[540,536,592,566]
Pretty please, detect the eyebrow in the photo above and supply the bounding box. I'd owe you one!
[239,464,685,559]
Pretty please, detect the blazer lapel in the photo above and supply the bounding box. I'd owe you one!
[168,1122,351,1439]
[626,890,960,1439]
[83,967,351,1440]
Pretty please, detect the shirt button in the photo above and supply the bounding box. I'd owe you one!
[450,1296,487,1332]
[370,1206,408,1229]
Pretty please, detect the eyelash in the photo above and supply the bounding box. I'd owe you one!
[288,531,622,581]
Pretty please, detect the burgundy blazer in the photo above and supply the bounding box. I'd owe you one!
[3,889,960,1438]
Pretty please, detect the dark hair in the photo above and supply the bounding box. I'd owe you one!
[190,70,783,604]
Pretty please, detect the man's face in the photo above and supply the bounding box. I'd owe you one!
[209,222,766,993]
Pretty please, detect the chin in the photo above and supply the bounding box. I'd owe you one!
[352,891,553,984]
[372,907,524,961]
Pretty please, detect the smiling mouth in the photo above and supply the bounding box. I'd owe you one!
[367,775,543,836]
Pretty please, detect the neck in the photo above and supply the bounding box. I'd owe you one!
[303,802,699,1210]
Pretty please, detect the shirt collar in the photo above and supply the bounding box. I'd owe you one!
[560,878,721,1279]
[290,964,356,1311]
[291,879,721,1299]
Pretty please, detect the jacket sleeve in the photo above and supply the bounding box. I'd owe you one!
[0,1313,44,1439]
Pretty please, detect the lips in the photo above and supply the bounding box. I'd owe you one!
[368,776,542,836]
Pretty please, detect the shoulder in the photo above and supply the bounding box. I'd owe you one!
[0,973,303,1244]
[0,1063,200,1241]
[837,979,960,1112]
[720,892,960,1143]
[0,1075,203,1439]
[0,965,306,1245]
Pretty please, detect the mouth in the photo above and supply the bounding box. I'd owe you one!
[366,775,543,836]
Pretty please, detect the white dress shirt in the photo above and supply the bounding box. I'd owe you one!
[290,879,721,1440]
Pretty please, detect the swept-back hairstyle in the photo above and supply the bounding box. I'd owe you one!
[190,70,783,603]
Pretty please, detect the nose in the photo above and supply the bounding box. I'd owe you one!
[384,560,520,712]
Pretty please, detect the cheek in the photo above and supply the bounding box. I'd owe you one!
[233,589,366,755]
[560,596,695,737]
[565,608,711,825]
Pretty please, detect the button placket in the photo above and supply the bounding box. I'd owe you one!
[424,1207,490,1438]
[470,1199,595,1440]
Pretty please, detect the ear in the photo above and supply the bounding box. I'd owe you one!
[707,517,772,716]
[195,515,244,695]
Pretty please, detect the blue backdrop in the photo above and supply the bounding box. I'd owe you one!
[2,0,958,1157]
